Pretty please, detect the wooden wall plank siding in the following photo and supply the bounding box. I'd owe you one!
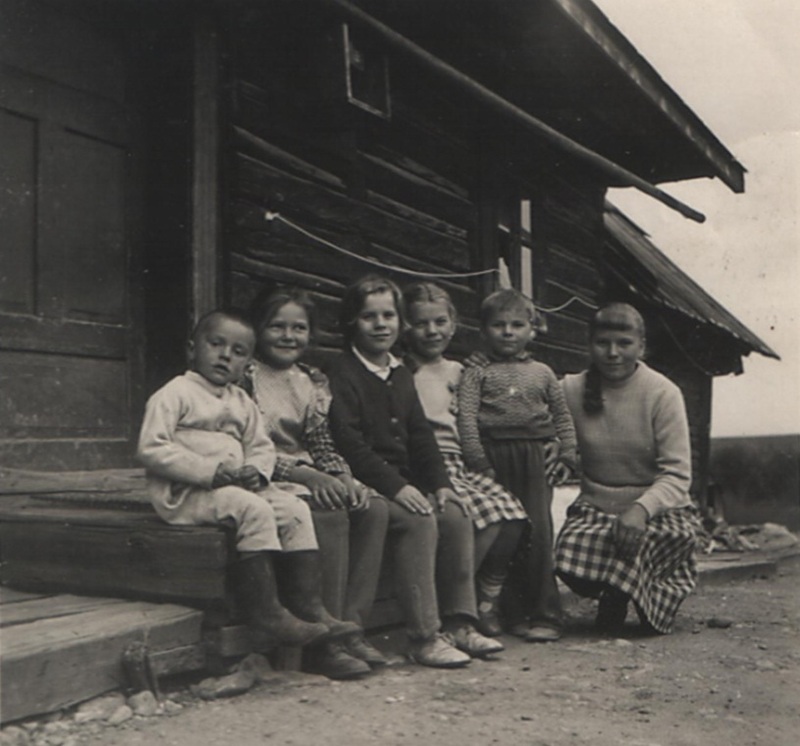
[530,176,606,374]
[224,73,481,345]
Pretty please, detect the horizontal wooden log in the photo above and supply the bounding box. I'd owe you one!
[234,153,470,269]
[0,507,231,603]
[234,199,471,275]
[233,126,345,191]
[1,602,202,723]
[232,207,478,302]
[0,468,145,496]
[0,438,136,473]
[360,151,474,230]
[364,143,470,201]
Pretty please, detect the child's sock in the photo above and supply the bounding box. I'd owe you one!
[474,570,506,636]
[476,570,505,606]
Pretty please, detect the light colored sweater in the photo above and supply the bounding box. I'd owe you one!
[137,370,276,517]
[562,363,692,518]
[411,358,463,455]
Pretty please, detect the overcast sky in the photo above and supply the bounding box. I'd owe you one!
[594,0,799,437]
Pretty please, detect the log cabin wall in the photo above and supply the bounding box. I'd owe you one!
[220,8,607,370]
[529,170,606,375]
[221,9,484,365]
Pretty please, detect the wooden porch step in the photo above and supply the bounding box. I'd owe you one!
[0,500,234,606]
[0,588,204,725]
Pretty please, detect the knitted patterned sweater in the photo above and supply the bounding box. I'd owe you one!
[458,356,577,473]
[562,362,692,518]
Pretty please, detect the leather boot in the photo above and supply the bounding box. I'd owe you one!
[280,551,362,640]
[236,552,328,650]
[596,586,629,636]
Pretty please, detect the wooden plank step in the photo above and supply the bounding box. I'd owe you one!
[1,594,130,628]
[0,468,146,496]
[1,601,203,724]
[0,587,52,604]
[0,503,232,604]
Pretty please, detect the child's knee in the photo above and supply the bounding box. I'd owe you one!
[437,501,473,537]
[311,507,349,537]
[364,495,390,526]
[213,485,275,522]
[392,505,438,543]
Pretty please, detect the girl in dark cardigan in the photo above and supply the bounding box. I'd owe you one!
[328,275,503,667]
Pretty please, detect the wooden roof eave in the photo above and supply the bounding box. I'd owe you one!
[603,205,780,363]
[552,0,746,193]
[316,0,707,223]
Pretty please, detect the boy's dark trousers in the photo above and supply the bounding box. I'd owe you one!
[484,436,563,631]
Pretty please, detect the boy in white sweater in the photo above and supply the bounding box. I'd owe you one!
[138,309,358,651]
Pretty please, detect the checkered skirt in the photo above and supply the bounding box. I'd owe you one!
[555,502,701,633]
[442,452,528,530]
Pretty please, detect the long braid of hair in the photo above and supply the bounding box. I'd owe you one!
[583,364,604,414]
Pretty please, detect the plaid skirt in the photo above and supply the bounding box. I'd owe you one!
[442,452,528,531]
[555,502,701,633]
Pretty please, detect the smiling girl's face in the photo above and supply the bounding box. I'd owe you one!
[352,290,401,365]
[406,299,456,363]
[257,301,311,369]
[590,326,645,382]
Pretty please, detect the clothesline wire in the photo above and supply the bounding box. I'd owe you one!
[266,211,496,279]
[264,210,597,315]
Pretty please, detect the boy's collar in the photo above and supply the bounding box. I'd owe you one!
[487,349,533,363]
[351,346,401,378]
[185,369,232,396]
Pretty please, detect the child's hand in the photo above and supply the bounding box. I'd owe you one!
[613,504,648,561]
[394,485,433,515]
[543,439,561,472]
[291,466,349,510]
[434,487,470,516]
[234,465,263,491]
[212,464,238,489]
[337,473,370,511]
[546,461,572,487]
[462,350,490,369]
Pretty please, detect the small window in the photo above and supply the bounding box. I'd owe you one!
[343,24,391,119]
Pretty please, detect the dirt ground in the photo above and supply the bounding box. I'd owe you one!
[69,556,799,746]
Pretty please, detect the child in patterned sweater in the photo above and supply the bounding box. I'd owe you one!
[458,289,577,642]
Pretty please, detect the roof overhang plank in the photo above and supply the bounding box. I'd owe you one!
[552,0,745,193]
[318,0,707,222]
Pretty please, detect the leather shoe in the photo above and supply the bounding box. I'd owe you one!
[346,635,388,667]
[304,641,371,679]
[445,625,504,657]
[408,633,471,668]
[524,625,561,643]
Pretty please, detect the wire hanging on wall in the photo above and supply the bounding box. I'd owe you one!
[263,210,597,315]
